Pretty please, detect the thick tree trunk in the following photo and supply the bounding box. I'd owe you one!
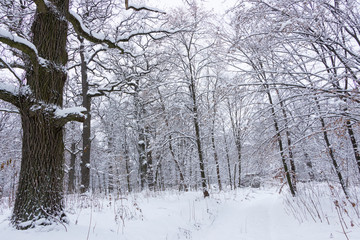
[12,112,66,228]
[11,0,70,228]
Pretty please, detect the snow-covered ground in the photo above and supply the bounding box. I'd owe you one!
[1,186,359,240]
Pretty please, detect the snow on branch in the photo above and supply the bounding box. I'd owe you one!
[0,82,20,106]
[29,104,87,126]
[0,28,38,64]
[67,11,125,53]
[54,106,87,127]
[87,71,149,97]
[125,0,166,14]
[0,108,19,114]
[0,28,65,72]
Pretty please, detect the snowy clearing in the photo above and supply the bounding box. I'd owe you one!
[1,186,359,240]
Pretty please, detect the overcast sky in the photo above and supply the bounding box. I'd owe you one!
[146,0,236,14]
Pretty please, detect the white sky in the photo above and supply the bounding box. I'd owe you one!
[146,0,236,14]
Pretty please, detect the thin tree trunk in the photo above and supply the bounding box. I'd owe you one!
[79,36,92,194]
[235,137,242,188]
[227,98,243,188]
[233,164,237,190]
[275,88,297,191]
[124,136,132,193]
[211,130,222,191]
[190,86,209,197]
[346,119,360,174]
[265,88,296,196]
[222,123,233,190]
[108,164,114,194]
[315,99,348,196]
[146,141,154,191]
[157,88,187,191]
[68,142,76,193]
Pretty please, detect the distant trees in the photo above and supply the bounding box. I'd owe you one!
[227,0,360,195]
[0,0,359,231]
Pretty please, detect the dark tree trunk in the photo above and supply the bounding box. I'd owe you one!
[68,142,76,193]
[13,111,66,228]
[108,164,114,194]
[227,98,243,188]
[235,135,242,188]
[11,0,70,228]
[222,124,233,190]
[346,120,360,174]
[168,136,187,191]
[314,97,347,196]
[124,138,132,193]
[265,89,296,197]
[276,88,297,191]
[146,142,154,191]
[79,36,91,194]
[138,130,147,190]
[189,81,209,198]
[211,130,222,191]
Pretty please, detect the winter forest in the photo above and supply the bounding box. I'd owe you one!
[0,0,360,239]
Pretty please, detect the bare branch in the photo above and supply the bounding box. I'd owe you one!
[0,57,22,84]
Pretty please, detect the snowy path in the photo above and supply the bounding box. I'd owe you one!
[0,188,359,240]
[191,190,352,240]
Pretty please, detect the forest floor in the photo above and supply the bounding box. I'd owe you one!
[1,185,360,240]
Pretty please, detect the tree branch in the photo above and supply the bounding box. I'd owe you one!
[0,57,22,84]
[0,108,19,114]
[54,106,87,127]
[0,28,39,65]
[33,0,48,13]
[125,0,166,14]
[66,11,125,53]
[0,82,20,107]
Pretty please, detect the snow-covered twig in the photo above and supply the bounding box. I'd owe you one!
[0,28,38,65]
[0,108,19,114]
[125,0,166,14]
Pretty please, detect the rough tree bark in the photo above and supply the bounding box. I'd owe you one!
[10,0,73,228]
